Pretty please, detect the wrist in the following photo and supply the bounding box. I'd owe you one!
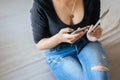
[54,33,62,44]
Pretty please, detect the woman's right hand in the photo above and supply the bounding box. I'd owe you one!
[56,27,87,44]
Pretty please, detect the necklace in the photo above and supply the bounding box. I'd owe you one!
[62,0,77,24]
[70,0,77,19]
[62,0,77,19]
[53,0,77,25]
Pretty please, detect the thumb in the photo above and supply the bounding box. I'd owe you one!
[88,25,93,33]
[61,28,74,33]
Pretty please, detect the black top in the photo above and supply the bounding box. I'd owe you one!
[30,0,100,44]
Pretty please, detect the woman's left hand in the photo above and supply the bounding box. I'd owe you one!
[89,25,103,39]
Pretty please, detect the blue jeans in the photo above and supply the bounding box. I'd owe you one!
[45,40,110,80]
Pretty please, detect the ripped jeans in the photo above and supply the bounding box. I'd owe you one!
[45,40,110,80]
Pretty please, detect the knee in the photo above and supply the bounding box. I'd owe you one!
[91,64,109,71]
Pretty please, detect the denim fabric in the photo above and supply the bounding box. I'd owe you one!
[45,38,110,80]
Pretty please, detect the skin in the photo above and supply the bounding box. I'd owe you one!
[35,0,103,50]
[89,25,103,39]
[52,0,84,25]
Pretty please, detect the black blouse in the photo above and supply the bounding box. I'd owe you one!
[30,0,100,44]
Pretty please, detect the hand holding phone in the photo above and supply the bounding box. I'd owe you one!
[88,8,109,33]
[70,26,90,35]
[71,8,109,35]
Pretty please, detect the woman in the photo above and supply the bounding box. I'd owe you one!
[30,0,110,80]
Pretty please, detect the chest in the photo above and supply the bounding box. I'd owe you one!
[52,0,85,25]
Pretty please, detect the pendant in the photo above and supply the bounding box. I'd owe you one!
[70,14,74,19]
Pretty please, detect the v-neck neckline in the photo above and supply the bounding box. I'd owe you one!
[49,0,86,27]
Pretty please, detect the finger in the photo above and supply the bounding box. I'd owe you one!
[94,25,100,30]
[93,26,103,32]
[77,27,81,30]
[67,40,74,44]
[92,29,102,35]
[95,34,101,39]
[66,29,87,41]
[61,28,74,33]
[66,38,76,44]
[91,26,102,34]
[80,29,88,33]
[63,34,74,39]
[74,30,87,38]
[90,31,101,36]
[88,25,93,33]
[92,27,98,33]
[98,27,103,32]
[67,29,87,43]
[90,31,102,38]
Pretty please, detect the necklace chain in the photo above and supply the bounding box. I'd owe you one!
[70,0,77,18]
[62,0,77,19]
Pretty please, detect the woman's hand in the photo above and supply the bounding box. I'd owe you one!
[56,27,87,44]
[87,25,103,41]
[36,27,87,50]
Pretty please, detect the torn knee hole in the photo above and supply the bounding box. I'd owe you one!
[91,64,109,71]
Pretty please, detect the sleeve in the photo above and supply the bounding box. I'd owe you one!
[90,0,101,25]
[30,1,49,44]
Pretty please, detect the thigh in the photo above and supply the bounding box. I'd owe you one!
[77,41,110,80]
[46,55,84,80]
[78,41,109,67]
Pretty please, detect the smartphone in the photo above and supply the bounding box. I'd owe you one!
[70,26,90,35]
[88,8,109,33]
[71,8,109,34]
